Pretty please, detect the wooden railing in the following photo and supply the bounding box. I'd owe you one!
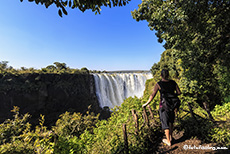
[122,105,156,153]
[121,102,211,153]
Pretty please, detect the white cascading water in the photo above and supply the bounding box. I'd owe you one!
[93,73,152,109]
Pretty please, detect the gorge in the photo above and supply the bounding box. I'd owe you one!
[0,72,152,126]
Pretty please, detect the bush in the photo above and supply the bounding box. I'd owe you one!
[177,102,230,147]
[210,102,230,146]
[77,96,162,154]
[0,106,31,145]
[211,102,230,120]
[0,107,54,153]
[52,111,99,154]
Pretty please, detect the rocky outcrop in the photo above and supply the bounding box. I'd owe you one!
[0,73,104,127]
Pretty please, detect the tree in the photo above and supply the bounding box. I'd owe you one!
[132,0,230,109]
[80,67,89,74]
[54,62,67,70]
[0,61,10,74]
[151,49,180,79]
[20,0,131,17]
[0,61,9,70]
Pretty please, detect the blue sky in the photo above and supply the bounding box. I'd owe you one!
[0,0,165,71]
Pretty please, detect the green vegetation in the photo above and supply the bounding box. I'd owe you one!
[132,0,230,111]
[0,61,91,75]
[19,0,131,17]
[0,93,229,153]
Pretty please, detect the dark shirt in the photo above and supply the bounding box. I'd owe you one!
[158,80,177,108]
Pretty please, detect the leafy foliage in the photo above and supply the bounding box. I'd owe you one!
[211,102,230,120]
[0,98,230,153]
[178,102,230,147]
[20,0,131,17]
[53,111,98,138]
[150,49,180,80]
[0,106,31,145]
[132,0,230,109]
[0,61,91,75]
[0,106,99,153]
[72,96,162,154]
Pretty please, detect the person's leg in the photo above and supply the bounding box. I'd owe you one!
[169,110,175,142]
[169,122,173,141]
[163,129,171,146]
[159,108,171,146]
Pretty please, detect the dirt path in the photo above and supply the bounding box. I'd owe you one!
[156,130,229,154]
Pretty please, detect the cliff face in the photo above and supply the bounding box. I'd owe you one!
[0,73,103,126]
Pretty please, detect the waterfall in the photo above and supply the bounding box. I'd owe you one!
[93,73,152,109]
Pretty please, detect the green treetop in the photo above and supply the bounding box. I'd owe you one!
[132,0,230,109]
[20,0,131,17]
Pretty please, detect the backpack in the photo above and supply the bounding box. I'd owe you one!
[161,93,181,112]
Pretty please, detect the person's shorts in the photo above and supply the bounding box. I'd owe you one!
[159,108,175,130]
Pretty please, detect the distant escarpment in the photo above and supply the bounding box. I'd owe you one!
[0,73,107,127]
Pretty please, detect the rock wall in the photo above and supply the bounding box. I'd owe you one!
[0,73,105,127]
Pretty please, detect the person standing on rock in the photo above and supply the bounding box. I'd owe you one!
[142,69,181,146]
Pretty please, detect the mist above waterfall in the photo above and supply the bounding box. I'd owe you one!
[93,73,152,109]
